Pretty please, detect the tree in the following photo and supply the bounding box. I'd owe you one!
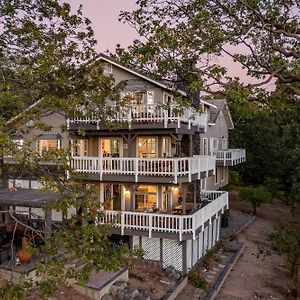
[118,0,300,98]
[239,186,272,214]
[117,0,300,211]
[0,1,128,298]
[270,226,300,297]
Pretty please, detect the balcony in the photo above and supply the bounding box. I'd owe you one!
[99,191,228,241]
[213,149,246,166]
[67,104,208,132]
[70,155,216,184]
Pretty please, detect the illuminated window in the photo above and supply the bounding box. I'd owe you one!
[72,140,88,156]
[101,138,122,157]
[135,185,157,210]
[37,140,60,155]
[137,137,157,158]
[162,137,172,157]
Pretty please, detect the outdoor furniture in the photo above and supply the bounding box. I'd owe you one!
[173,203,198,214]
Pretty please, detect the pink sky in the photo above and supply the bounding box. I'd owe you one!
[67,0,138,52]
[67,1,273,88]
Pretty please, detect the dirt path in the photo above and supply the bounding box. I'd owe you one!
[216,216,292,300]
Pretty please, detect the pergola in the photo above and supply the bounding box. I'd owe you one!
[0,188,65,234]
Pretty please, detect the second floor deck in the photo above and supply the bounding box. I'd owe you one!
[70,155,216,184]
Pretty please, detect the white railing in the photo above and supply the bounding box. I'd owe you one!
[67,104,208,130]
[213,149,246,166]
[99,191,228,241]
[70,155,216,183]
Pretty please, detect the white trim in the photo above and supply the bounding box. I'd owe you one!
[200,100,218,108]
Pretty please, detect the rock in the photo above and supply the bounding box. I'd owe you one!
[110,280,128,297]
[164,266,173,275]
[159,279,170,285]
[101,295,114,300]
[118,287,139,300]
[172,273,181,280]
[151,288,160,296]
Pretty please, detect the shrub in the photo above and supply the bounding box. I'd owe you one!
[239,185,272,214]
[188,269,209,289]
[229,170,241,187]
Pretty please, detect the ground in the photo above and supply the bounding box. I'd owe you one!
[178,195,300,300]
[216,196,300,300]
[127,259,177,299]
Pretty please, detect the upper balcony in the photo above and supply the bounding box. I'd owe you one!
[99,190,228,241]
[213,149,246,166]
[70,155,216,184]
[67,104,208,133]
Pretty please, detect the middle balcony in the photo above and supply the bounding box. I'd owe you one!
[70,155,216,184]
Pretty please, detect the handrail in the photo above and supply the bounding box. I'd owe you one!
[70,155,216,183]
[99,191,228,241]
[213,149,246,166]
[67,104,208,130]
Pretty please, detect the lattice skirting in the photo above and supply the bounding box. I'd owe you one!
[132,214,221,273]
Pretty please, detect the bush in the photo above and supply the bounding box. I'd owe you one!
[188,269,209,289]
[229,170,241,187]
[239,185,271,214]
[203,249,215,267]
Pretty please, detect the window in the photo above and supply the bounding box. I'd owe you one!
[162,137,172,157]
[213,138,218,150]
[163,186,172,210]
[137,137,157,158]
[12,139,23,149]
[163,93,173,104]
[72,140,88,157]
[121,91,144,105]
[103,63,112,74]
[37,140,60,155]
[203,138,209,155]
[221,167,225,182]
[146,91,154,105]
[101,138,122,157]
[215,167,220,185]
[201,178,207,190]
[103,184,121,210]
[135,185,157,210]
[221,138,227,150]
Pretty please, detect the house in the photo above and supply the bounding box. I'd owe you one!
[3,54,246,274]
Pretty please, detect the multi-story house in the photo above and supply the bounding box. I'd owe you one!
[3,54,246,274]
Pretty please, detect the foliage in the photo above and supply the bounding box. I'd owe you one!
[239,186,272,214]
[228,170,241,188]
[118,0,300,211]
[118,0,300,98]
[0,0,128,298]
[188,269,209,289]
[269,226,300,295]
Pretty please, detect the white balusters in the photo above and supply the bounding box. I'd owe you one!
[98,191,228,241]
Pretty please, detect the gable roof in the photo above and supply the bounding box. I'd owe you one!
[97,53,187,96]
[205,99,234,129]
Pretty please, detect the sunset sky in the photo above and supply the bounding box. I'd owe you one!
[67,0,138,52]
[66,1,272,87]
